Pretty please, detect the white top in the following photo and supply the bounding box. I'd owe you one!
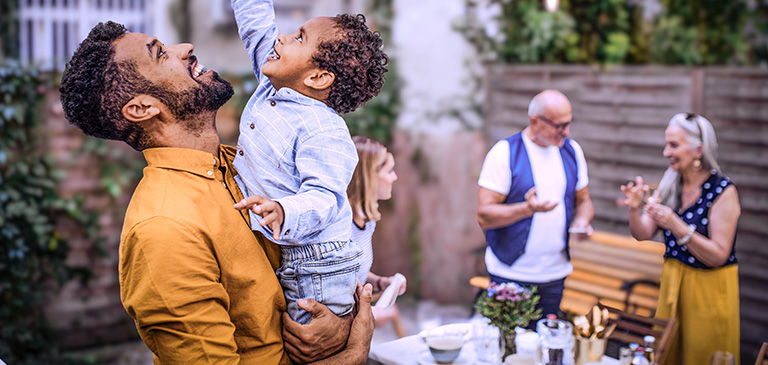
[351,220,376,284]
[477,133,589,283]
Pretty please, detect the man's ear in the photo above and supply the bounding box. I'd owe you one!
[304,70,335,91]
[122,95,161,123]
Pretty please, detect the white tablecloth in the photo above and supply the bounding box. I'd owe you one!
[367,333,619,365]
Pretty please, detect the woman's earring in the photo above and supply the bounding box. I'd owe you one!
[693,159,702,170]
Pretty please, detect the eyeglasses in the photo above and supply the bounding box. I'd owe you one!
[536,115,571,131]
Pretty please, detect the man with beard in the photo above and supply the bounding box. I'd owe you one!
[59,22,373,364]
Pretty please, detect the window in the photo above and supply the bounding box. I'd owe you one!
[18,0,162,71]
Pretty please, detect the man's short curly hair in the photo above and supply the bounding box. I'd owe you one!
[313,14,388,115]
[60,21,201,150]
[60,22,145,149]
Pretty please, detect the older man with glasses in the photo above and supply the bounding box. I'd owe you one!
[476,89,595,325]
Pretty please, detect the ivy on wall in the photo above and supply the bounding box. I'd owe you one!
[0,62,95,364]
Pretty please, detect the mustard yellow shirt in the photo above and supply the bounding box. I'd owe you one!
[119,146,290,364]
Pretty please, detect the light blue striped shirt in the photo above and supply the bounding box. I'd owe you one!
[231,0,357,246]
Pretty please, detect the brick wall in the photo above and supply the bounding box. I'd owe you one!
[41,87,142,348]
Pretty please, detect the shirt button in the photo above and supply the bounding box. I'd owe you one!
[285,229,291,235]
[239,150,244,156]
[207,171,213,176]
[270,100,276,107]
[250,123,255,129]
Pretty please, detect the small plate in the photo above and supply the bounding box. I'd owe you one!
[417,350,472,365]
[418,323,472,341]
[504,353,535,365]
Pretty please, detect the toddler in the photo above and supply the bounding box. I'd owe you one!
[230,0,388,324]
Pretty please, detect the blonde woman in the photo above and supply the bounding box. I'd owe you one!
[621,113,740,364]
[348,136,406,323]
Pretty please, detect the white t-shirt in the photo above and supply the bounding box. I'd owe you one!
[477,133,589,283]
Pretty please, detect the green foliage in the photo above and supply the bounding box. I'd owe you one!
[0,62,88,363]
[457,0,765,65]
[455,0,577,63]
[569,0,632,64]
[344,0,401,143]
[475,282,542,331]
[746,1,768,64]
[650,15,701,64]
[79,136,145,201]
[650,0,750,65]
[0,0,19,62]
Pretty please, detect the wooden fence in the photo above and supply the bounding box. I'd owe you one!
[483,64,768,362]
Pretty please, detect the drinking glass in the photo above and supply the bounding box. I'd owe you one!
[536,318,574,365]
[710,350,735,365]
[472,318,505,365]
[617,347,632,365]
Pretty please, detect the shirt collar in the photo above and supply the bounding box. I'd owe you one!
[271,87,336,112]
[143,147,220,180]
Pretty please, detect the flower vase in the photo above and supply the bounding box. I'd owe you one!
[501,328,516,358]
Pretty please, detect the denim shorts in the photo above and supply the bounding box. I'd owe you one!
[277,240,362,324]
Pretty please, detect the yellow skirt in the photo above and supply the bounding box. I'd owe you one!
[655,258,740,365]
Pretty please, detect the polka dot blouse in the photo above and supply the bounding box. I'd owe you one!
[663,170,737,269]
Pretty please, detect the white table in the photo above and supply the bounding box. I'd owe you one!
[367,333,619,365]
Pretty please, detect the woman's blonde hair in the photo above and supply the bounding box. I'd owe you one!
[656,113,721,210]
[348,136,389,223]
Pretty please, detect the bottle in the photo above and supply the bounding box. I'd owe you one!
[546,313,558,329]
[643,335,656,364]
[631,346,650,365]
[618,347,633,365]
[628,343,639,354]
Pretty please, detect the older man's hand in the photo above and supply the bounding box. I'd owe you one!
[525,187,558,213]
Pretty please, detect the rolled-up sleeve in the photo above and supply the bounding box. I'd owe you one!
[120,217,239,364]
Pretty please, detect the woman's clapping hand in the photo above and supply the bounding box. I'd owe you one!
[620,176,649,209]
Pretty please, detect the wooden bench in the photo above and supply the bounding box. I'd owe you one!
[470,231,665,317]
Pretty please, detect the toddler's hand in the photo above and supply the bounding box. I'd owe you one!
[234,195,284,240]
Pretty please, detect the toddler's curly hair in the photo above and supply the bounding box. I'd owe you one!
[313,14,388,114]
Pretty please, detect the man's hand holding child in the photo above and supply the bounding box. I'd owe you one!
[234,195,285,240]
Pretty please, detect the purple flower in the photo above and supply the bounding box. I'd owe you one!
[488,282,532,303]
[487,282,499,298]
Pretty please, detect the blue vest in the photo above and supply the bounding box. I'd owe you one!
[485,132,578,266]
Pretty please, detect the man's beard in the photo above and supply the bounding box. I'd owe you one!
[156,72,235,134]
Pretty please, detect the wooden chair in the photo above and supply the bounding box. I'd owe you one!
[756,342,768,365]
[598,302,678,365]
[469,276,490,290]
